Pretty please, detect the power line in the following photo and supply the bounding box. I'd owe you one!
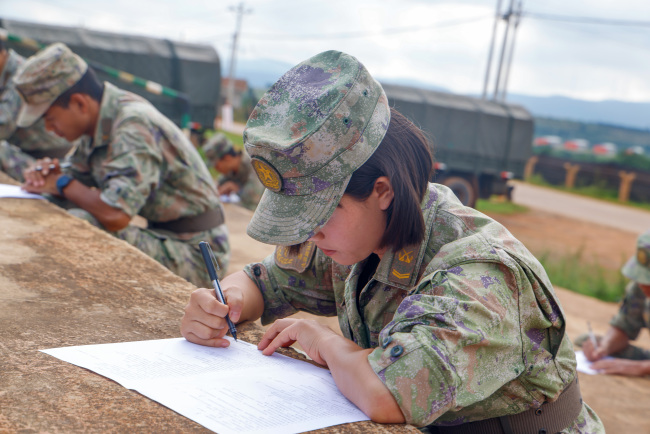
[524,12,650,27]
[239,15,490,41]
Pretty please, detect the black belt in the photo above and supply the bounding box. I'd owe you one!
[148,207,225,233]
[429,378,583,434]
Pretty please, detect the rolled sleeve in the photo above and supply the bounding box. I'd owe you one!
[610,282,648,340]
[244,256,299,325]
[368,264,522,426]
[243,251,337,325]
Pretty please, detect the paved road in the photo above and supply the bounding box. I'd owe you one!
[511,180,650,234]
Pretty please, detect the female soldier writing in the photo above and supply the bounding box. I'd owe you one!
[181,50,603,433]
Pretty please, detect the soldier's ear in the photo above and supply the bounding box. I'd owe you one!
[374,176,394,211]
[68,93,93,114]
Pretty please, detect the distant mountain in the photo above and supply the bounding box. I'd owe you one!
[232,58,650,131]
[376,78,449,93]
[234,58,451,93]
[234,58,294,89]
[505,94,650,131]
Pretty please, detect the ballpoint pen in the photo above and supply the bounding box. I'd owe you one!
[199,241,238,342]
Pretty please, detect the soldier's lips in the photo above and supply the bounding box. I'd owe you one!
[320,248,336,256]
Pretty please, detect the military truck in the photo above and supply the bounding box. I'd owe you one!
[381,83,534,207]
[1,18,221,129]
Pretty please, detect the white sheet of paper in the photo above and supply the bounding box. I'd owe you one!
[42,337,369,434]
[575,350,615,375]
[219,192,241,203]
[0,184,44,200]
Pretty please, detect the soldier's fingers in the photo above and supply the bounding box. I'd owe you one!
[260,329,297,356]
[180,308,229,339]
[189,287,229,317]
[182,330,231,348]
[223,288,245,323]
[257,318,295,355]
[40,157,53,176]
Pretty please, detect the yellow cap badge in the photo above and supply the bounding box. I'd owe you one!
[637,248,649,267]
[251,157,282,192]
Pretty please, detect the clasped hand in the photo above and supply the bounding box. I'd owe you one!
[22,157,63,195]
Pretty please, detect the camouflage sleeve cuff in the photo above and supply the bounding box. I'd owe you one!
[608,316,642,341]
[608,282,646,340]
[243,255,298,325]
[99,183,138,217]
[367,329,457,426]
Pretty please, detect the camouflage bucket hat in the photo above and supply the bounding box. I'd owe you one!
[14,42,88,128]
[621,230,650,285]
[203,132,234,165]
[244,50,390,245]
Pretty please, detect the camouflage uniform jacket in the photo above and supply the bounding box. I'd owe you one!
[0,49,70,154]
[244,183,603,431]
[610,281,650,340]
[66,82,222,224]
[217,152,264,211]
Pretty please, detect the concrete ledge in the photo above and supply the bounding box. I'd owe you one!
[0,171,416,433]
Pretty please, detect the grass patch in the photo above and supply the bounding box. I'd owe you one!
[476,196,529,215]
[536,248,627,302]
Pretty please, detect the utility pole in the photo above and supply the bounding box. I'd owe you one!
[499,0,523,102]
[492,0,515,101]
[482,0,503,99]
[226,2,252,109]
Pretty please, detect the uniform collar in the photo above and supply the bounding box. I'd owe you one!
[373,184,439,289]
[92,82,121,149]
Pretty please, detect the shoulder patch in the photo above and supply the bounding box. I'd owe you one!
[274,241,317,273]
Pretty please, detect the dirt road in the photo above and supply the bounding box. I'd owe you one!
[511,180,650,234]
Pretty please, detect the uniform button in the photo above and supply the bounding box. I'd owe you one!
[390,345,404,357]
[253,266,261,277]
[381,336,392,348]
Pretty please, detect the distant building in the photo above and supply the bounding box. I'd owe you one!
[625,146,645,155]
[533,135,562,148]
[592,142,617,156]
[220,77,249,110]
[563,139,589,152]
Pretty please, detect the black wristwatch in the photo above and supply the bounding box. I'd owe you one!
[56,174,74,196]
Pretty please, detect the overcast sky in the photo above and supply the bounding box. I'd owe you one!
[4,0,650,103]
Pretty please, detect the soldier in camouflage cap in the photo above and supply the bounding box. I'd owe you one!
[203,132,234,163]
[0,40,72,182]
[622,230,650,285]
[580,229,650,376]
[244,50,390,245]
[203,132,264,211]
[181,50,603,432]
[17,42,230,287]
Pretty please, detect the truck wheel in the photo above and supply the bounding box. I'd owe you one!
[443,177,477,207]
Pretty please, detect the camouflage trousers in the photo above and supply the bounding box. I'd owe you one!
[574,332,650,360]
[69,209,230,288]
[0,140,35,182]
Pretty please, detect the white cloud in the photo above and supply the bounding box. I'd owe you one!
[4,0,650,102]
